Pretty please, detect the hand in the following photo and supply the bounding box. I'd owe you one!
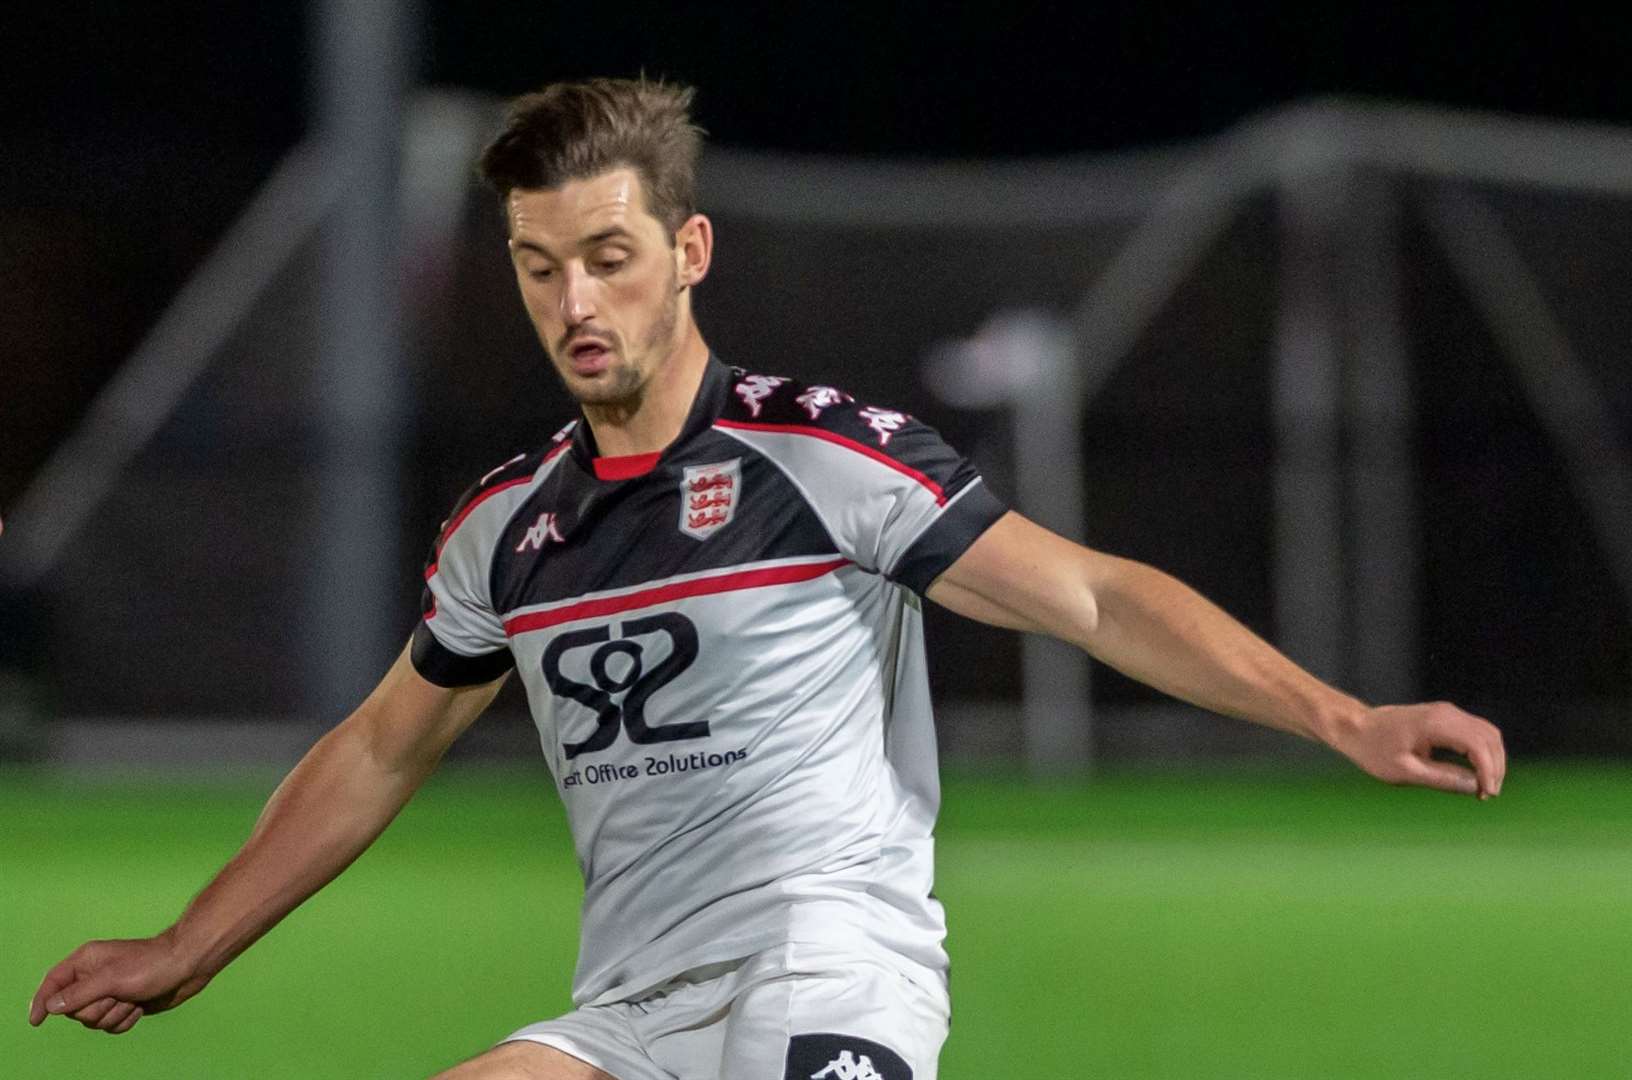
[1332,702,1506,799]
[28,930,207,1035]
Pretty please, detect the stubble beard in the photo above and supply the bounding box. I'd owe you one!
[554,273,681,420]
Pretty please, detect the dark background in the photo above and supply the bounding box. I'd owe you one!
[4,4,1626,503]
[3,3,1629,757]
[8,6,1626,153]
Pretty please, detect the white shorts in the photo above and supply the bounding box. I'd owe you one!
[503,943,949,1080]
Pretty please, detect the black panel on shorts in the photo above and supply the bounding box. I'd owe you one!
[410,621,515,687]
[784,1032,913,1080]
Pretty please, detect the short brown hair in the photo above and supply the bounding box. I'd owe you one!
[478,76,705,236]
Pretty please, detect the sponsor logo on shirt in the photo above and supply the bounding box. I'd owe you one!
[563,747,749,789]
[545,613,706,760]
[680,459,741,539]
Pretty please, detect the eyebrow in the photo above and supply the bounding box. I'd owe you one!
[583,226,636,245]
[511,227,638,260]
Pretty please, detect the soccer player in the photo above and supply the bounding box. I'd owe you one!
[30,78,1504,1080]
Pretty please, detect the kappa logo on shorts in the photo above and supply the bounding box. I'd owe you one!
[680,459,741,539]
[785,1033,912,1080]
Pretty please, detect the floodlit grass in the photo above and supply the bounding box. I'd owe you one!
[4,763,1630,1078]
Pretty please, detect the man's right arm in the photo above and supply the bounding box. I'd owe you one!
[28,641,508,1035]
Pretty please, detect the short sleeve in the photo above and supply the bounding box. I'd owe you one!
[412,477,525,688]
[837,414,1008,594]
[717,395,1007,596]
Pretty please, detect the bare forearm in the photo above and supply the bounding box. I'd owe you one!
[165,714,432,983]
[29,648,504,1031]
[1082,556,1364,746]
[931,514,1503,798]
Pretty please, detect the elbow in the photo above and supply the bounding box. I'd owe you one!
[1056,573,1101,652]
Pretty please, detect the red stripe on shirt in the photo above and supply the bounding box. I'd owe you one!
[425,475,534,580]
[503,557,851,634]
[713,419,946,505]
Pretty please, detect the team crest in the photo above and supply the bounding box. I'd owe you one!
[680,459,741,539]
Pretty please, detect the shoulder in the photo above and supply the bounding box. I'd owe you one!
[715,368,978,506]
[433,421,575,549]
[717,367,917,448]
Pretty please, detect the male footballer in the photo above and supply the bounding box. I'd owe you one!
[31,78,1505,1079]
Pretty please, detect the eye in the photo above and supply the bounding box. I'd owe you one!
[590,246,631,274]
[526,266,554,281]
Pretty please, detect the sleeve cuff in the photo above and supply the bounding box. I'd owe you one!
[889,480,1008,596]
[411,621,514,687]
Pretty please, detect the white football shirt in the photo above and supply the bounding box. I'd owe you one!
[413,358,1006,1006]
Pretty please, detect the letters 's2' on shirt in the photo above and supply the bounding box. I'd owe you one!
[412,358,1007,1007]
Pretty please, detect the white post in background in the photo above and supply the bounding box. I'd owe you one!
[1273,168,1350,685]
[307,0,416,718]
[927,310,1093,775]
[1344,173,1418,704]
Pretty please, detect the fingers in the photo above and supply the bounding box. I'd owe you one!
[109,1006,144,1035]
[1424,705,1507,799]
[49,994,143,1034]
[46,974,120,1021]
[30,954,84,1026]
[1400,754,1479,797]
[29,972,147,1035]
[71,996,119,1028]
[1477,720,1507,798]
[95,1000,140,1033]
[31,945,121,1024]
[1465,736,1505,799]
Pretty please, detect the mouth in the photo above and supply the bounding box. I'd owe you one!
[565,338,614,375]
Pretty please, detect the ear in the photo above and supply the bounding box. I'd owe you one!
[673,213,713,288]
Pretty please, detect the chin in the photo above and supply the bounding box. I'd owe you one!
[564,369,644,409]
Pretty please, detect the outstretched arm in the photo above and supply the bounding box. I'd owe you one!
[29,642,508,1034]
[927,512,1505,797]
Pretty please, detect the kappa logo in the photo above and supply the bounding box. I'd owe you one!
[811,1051,885,1079]
[857,406,908,446]
[735,374,789,417]
[680,459,741,539]
[796,385,853,419]
[516,511,565,552]
[784,1034,911,1080]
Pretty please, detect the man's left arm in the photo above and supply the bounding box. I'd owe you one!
[926,511,1506,798]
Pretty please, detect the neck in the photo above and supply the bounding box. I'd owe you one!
[582,323,710,457]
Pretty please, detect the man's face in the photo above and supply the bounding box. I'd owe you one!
[506,168,684,409]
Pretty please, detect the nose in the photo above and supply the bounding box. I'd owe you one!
[559,263,596,326]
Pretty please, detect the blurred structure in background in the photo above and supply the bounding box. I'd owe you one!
[4,86,1632,772]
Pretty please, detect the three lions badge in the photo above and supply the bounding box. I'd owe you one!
[681,459,741,539]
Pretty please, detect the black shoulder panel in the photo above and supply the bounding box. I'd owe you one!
[717,368,987,503]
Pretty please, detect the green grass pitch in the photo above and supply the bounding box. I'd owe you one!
[4,762,1631,1078]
